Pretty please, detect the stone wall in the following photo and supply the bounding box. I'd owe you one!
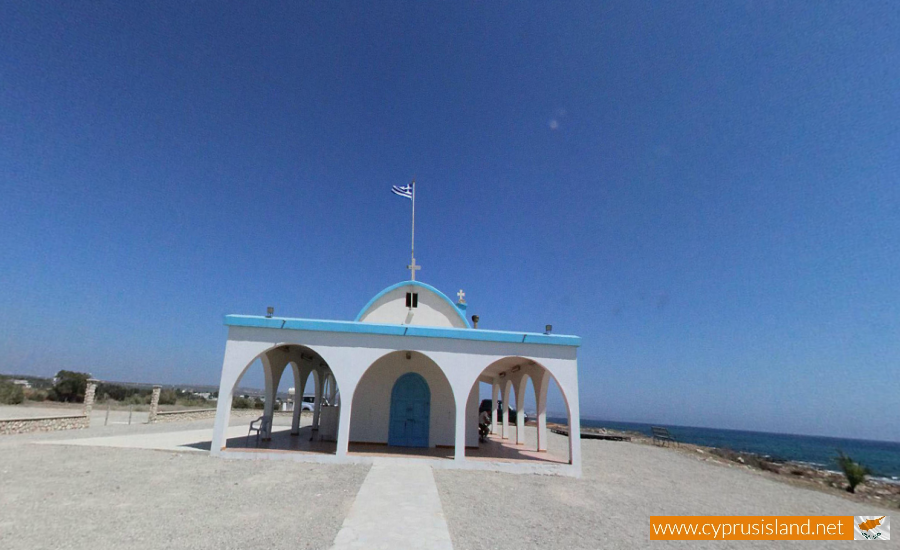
[151,408,298,423]
[0,415,90,435]
[152,408,217,423]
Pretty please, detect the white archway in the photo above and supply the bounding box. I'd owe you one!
[218,343,340,454]
[348,350,456,454]
[464,356,574,464]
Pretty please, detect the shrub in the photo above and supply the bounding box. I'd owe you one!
[175,396,208,408]
[0,381,25,405]
[125,394,150,406]
[232,397,252,409]
[24,388,48,402]
[836,450,871,493]
[49,370,90,403]
[157,389,177,406]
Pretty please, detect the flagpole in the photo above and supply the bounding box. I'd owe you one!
[410,179,416,280]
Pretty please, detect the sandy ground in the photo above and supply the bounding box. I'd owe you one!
[0,418,368,550]
[0,418,894,549]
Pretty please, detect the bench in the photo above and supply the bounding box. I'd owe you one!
[651,426,677,447]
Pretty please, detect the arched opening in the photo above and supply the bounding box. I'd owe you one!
[221,344,340,455]
[465,356,572,464]
[349,350,455,458]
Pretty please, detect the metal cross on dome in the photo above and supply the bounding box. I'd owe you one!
[407,257,421,281]
[457,289,465,303]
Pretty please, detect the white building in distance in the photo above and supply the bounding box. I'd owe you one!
[211,280,582,476]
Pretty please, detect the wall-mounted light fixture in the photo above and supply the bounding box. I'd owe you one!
[405,351,412,360]
[266,307,274,318]
[544,324,552,334]
[471,315,480,328]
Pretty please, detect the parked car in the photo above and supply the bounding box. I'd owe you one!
[479,399,526,423]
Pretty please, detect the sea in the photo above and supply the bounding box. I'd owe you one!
[549,417,900,481]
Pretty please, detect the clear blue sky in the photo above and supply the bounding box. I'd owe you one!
[1,2,897,442]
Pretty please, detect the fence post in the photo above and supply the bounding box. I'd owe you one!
[105,402,111,426]
[128,405,133,425]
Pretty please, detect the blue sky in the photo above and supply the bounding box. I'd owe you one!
[1,2,897,442]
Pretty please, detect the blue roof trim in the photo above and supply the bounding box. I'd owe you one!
[224,315,581,347]
[354,280,471,328]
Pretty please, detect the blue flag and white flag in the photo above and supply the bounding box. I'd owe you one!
[391,183,413,199]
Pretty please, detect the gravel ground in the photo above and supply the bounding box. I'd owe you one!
[0,422,369,550]
[435,428,895,550]
[2,418,895,550]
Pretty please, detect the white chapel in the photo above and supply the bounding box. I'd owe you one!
[211,278,583,476]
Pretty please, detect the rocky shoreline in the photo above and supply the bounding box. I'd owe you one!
[568,423,900,509]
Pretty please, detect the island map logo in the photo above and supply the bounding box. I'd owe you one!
[855,516,889,540]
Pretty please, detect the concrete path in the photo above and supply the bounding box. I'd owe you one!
[330,461,454,550]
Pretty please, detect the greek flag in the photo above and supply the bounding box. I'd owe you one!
[391,183,413,200]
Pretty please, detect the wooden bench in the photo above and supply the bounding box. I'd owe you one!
[651,426,677,447]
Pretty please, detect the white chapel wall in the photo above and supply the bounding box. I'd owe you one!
[358,286,466,328]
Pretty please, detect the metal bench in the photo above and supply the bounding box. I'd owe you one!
[651,426,677,447]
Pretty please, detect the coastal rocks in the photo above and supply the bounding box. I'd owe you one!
[596,426,900,510]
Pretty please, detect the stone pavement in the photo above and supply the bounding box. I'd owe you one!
[330,461,454,550]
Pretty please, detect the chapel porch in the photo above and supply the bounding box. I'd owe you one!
[225,419,569,465]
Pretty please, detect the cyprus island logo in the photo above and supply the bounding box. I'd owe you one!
[854,516,889,540]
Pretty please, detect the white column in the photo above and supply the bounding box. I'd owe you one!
[490,381,499,434]
[536,371,549,452]
[211,340,270,454]
[327,374,337,403]
[335,379,356,457]
[261,355,278,441]
[454,385,468,461]
[501,380,510,440]
[290,363,303,435]
[515,377,526,446]
[312,370,323,431]
[565,368,582,472]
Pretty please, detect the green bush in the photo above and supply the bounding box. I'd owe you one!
[125,394,150,406]
[836,450,871,493]
[0,381,25,405]
[157,389,177,406]
[232,396,252,409]
[24,388,48,402]
[175,396,208,408]
[48,370,90,403]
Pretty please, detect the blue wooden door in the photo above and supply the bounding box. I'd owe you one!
[388,372,430,448]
